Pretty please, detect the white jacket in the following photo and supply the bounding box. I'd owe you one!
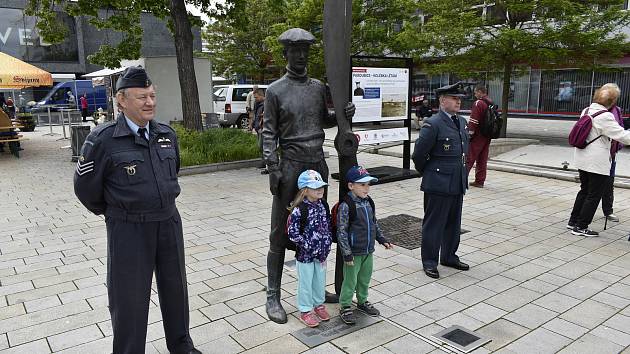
[574,103,630,175]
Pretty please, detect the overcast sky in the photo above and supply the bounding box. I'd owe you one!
[186,4,218,26]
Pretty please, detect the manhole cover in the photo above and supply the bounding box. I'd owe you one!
[433,325,491,353]
[292,310,380,347]
[379,214,468,250]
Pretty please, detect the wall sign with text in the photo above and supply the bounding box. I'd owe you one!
[351,67,410,123]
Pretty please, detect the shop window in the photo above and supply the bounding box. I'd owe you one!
[539,69,592,115]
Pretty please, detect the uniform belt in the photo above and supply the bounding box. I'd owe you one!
[105,205,176,223]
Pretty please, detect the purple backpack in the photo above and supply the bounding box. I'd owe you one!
[568,109,607,149]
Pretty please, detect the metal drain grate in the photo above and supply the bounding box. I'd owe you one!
[433,325,491,352]
[378,214,469,250]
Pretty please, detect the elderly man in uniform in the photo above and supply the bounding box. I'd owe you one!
[74,67,200,354]
[412,82,470,279]
[262,28,354,323]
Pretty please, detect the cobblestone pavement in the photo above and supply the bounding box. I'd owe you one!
[1,127,630,353]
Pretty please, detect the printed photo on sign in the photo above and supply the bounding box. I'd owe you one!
[351,67,409,123]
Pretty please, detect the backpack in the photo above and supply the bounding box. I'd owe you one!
[330,195,375,243]
[286,200,331,239]
[568,109,607,149]
[479,98,502,139]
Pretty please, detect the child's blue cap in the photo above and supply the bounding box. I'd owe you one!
[346,165,378,183]
[297,170,328,189]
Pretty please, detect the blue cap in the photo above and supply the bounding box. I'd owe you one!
[346,166,378,183]
[435,81,466,97]
[297,170,328,189]
[116,66,152,92]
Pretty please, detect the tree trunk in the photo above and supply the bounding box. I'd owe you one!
[169,0,203,131]
[500,60,513,138]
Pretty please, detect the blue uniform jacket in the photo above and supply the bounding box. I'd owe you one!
[413,110,469,195]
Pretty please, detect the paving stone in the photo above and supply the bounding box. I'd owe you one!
[47,324,104,352]
[542,318,589,340]
[199,302,237,321]
[446,285,496,306]
[0,338,51,354]
[414,297,467,320]
[0,300,91,334]
[406,283,455,302]
[519,278,559,294]
[188,319,238,347]
[24,295,61,313]
[501,262,549,282]
[372,279,415,297]
[476,319,529,351]
[6,281,77,305]
[383,293,425,313]
[203,269,264,290]
[225,310,267,330]
[301,342,346,354]
[462,302,507,324]
[242,333,307,354]
[556,277,610,300]
[476,275,519,293]
[332,321,405,354]
[559,299,617,329]
[382,334,437,354]
[533,292,581,313]
[485,286,541,312]
[557,333,623,354]
[55,337,112,354]
[504,327,571,353]
[0,304,25,321]
[31,268,97,288]
[58,284,108,304]
[390,310,434,331]
[436,312,485,331]
[602,314,630,335]
[194,335,243,354]
[0,268,58,286]
[504,303,558,329]
[590,325,630,347]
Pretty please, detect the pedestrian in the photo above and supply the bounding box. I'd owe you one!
[5,96,15,119]
[252,88,268,173]
[414,99,432,130]
[601,94,624,223]
[412,82,470,279]
[466,84,493,188]
[246,84,258,131]
[337,166,393,325]
[73,66,201,354]
[261,28,355,324]
[568,83,630,237]
[287,170,333,328]
[80,93,89,122]
[66,90,75,107]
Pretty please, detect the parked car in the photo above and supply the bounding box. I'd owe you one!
[33,80,107,113]
[213,84,267,128]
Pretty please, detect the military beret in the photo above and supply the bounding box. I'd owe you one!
[435,82,466,97]
[116,66,152,92]
[278,28,316,46]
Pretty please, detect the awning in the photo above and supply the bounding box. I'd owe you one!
[0,52,53,88]
[82,67,126,78]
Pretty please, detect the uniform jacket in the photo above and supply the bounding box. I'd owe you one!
[413,110,469,195]
[574,103,630,176]
[262,69,337,166]
[468,97,492,141]
[336,192,388,262]
[73,115,181,217]
[287,199,332,263]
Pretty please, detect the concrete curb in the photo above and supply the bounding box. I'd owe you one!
[178,159,262,176]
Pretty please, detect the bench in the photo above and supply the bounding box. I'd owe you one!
[0,110,27,158]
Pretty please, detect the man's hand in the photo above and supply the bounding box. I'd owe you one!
[269,168,282,195]
[382,242,393,250]
[344,102,355,121]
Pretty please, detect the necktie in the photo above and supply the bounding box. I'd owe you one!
[137,127,148,142]
[451,115,460,130]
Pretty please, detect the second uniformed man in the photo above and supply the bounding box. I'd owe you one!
[74,67,201,354]
[412,82,470,279]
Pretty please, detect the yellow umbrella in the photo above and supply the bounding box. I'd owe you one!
[0,52,53,88]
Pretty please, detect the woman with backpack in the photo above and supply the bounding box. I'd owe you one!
[568,83,630,237]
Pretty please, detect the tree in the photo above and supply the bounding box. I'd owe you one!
[26,0,206,130]
[401,0,630,136]
[203,0,287,81]
[206,0,417,80]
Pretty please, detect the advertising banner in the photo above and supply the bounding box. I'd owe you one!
[351,67,410,123]
[355,127,408,145]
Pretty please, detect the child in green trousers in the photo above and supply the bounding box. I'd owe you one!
[336,166,393,324]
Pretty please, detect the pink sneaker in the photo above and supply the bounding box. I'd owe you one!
[314,305,331,321]
[300,311,320,327]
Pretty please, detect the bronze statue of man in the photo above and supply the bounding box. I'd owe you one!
[262,28,355,324]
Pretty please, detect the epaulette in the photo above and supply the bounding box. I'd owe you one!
[92,121,117,136]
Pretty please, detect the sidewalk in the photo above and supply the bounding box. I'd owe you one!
[0,126,629,353]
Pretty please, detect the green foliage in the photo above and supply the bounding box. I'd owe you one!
[205,0,417,80]
[173,125,260,166]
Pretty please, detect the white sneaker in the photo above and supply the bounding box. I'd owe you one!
[606,214,619,222]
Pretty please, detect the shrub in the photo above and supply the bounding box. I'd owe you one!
[173,125,260,167]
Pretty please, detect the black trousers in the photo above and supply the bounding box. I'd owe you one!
[421,193,463,268]
[601,176,614,216]
[81,108,88,121]
[570,170,609,229]
[106,210,193,354]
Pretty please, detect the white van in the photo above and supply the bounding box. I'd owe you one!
[213,84,267,128]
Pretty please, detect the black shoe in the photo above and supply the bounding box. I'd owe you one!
[357,301,380,317]
[325,290,339,304]
[571,227,599,237]
[440,260,470,271]
[189,349,202,354]
[340,307,356,325]
[424,267,439,278]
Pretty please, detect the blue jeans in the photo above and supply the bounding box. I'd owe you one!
[296,260,326,313]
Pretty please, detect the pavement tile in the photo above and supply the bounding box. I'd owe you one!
[390,310,434,331]
[331,321,405,354]
[602,314,630,335]
[503,327,571,353]
[194,335,244,354]
[241,334,308,354]
[476,319,529,351]
[47,324,104,352]
[590,325,630,347]
[503,303,558,329]
[462,302,507,324]
[533,292,581,313]
[23,295,61,313]
[446,285,496,306]
[372,279,415,297]
[559,299,618,329]
[0,338,50,354]
[557,333,623,354]
[414,297,467,320]
[301,342,346,354]
[484,286,541,312]
[230,316,302,349]
[542,318,589,340]
[476,275,519,293]
[382,334,437,354]
[556,276,610,300]
[55,337,112,354]
[225,310,267,330]
[436,312,485,331]
[406,283,455,302]
[203,269,265,290]
[199,302,237,321]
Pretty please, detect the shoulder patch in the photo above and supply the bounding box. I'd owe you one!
[76,158,94,176]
